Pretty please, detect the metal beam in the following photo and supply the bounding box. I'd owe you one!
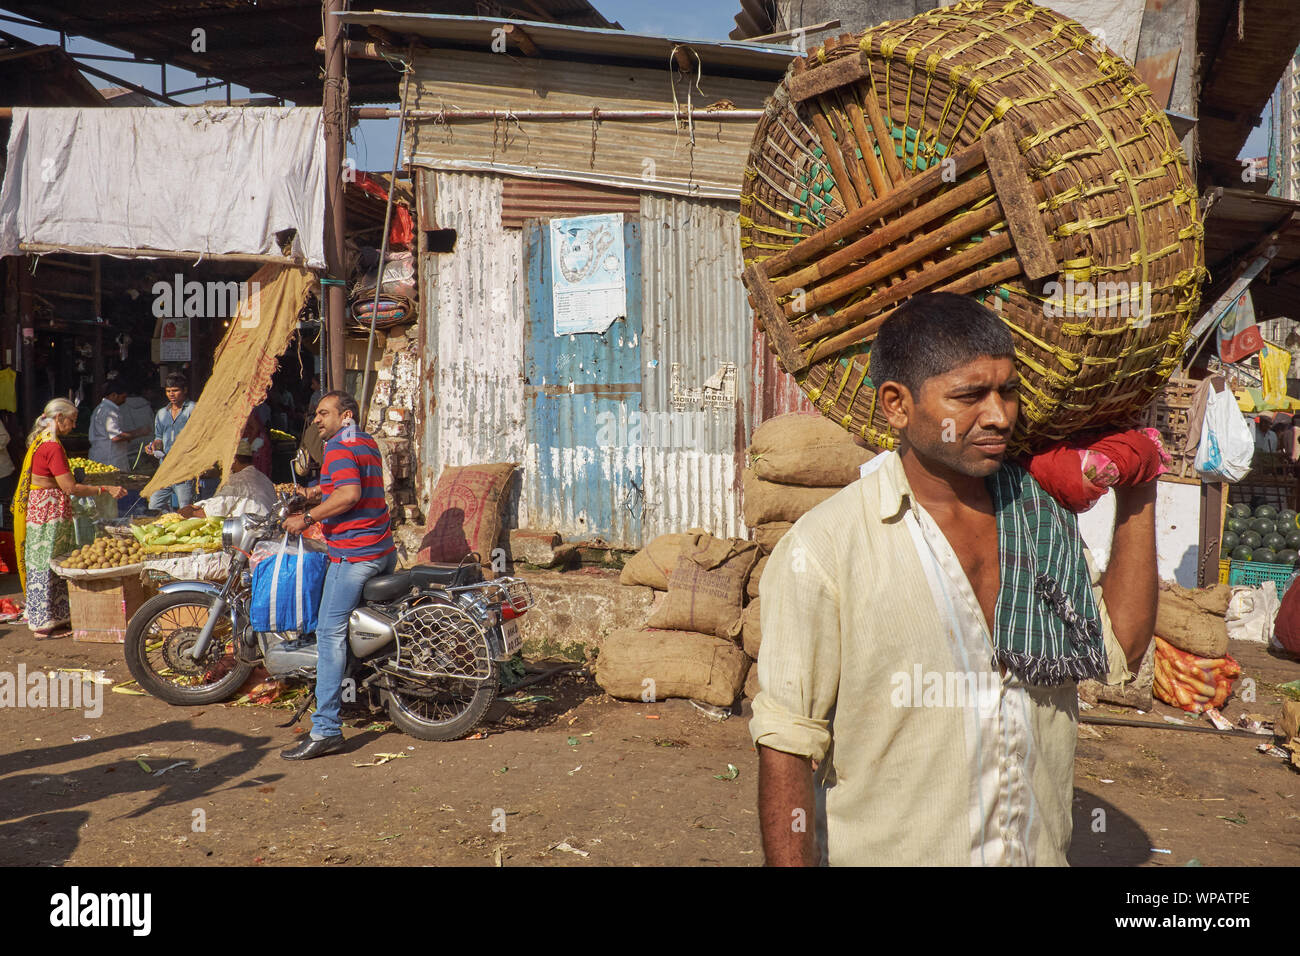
[60,3,322,36]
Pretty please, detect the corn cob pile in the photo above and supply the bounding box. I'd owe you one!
[130,513,224,553]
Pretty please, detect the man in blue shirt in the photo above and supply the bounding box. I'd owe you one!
[146,372,198,510]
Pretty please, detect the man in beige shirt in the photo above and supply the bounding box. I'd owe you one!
[751,293,1157,866]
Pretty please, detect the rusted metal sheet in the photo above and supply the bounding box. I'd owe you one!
[420,172,530,527]
[501,178,640,229]
[639,192,752,541]
[750,316,817,427]
[405,48,775,200]
[522,217,643,547]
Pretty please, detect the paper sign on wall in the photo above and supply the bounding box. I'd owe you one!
[156,316,191,362]
[550,213,626,336]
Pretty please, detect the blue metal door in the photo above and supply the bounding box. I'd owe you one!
[522,216,643,547]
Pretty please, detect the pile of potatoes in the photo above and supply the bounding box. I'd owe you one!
[60,536,145,570]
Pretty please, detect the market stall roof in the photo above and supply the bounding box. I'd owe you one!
[0,0,619,106]
[0,36,108,106]
[1196,0,1300,188]
[1203,187,1300,321]
[333,11,799,79]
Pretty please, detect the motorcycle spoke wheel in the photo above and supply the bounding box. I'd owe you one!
[125,591,252,705]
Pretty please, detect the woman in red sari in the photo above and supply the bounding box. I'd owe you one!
[14,399,126,637]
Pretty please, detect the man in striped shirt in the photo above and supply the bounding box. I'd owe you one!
[281,390,395,760]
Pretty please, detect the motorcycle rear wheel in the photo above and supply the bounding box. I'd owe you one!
[124,590,253,705]
[381,667,497,741]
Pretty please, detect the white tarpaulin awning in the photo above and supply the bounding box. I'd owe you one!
[0,106,326,267]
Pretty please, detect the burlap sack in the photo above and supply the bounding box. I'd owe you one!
[740,598,761,659]
[619,528,709,591]
[749,413,874,486]
[419,463,517,565]
[744,663,760,700]
[743,469,840,526]
[143,265,316,498]
[747,555,767,600]
[646,538,759,637]
[595,628,751,707]
[1154,582,1231,659]
[753,522,792,555]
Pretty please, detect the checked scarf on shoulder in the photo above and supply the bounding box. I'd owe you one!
[986,462,1108,686]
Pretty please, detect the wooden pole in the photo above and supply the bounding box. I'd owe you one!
[322,0,349,393]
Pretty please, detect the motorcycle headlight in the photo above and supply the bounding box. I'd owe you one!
[221,516,244,551]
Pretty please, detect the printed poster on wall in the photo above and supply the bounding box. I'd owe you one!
[550,213,626,336]
[157,315,191,362]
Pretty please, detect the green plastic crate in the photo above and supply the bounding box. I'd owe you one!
[1227,560,1300,597]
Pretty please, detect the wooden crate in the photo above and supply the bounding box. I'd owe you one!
[1139,376,1199,478]
[68,573,148,644]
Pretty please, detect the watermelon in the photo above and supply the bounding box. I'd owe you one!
[1250,518,1276,536]
[1279,509,1298,526]
[1226,517,1249,534]
[1264,532,1287,552]
[1253,548,1278,564]
[1242,531,1263,549]
[1277,550,1299,567]
[1286,531,1300,551]
[1231,503,1253,520]
[1232,546,1254,562]
[1255,504,1279,520]
[1222,532,1240,551]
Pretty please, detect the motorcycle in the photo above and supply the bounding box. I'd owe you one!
[122,494,534,741]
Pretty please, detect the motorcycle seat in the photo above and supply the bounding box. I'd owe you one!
[362,562,483,601]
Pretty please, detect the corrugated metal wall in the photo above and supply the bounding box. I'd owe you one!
[751,321,817,426]
[522,217,645,546]
[421,173,760,546]
[639,192,750,540]
[421,172,531,527]
[406,48,770,200]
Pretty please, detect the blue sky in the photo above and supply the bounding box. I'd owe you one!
[0,2,1274,164]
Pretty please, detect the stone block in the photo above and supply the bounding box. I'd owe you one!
[508,529,562,567]
[513,568,655,661]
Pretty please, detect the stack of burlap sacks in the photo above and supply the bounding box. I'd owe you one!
[597,414,870,707]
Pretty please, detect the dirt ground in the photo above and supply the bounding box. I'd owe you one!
[1,572,1298,867]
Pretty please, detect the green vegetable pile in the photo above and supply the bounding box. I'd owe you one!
[130,513,224,553]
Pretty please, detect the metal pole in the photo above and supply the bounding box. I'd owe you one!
[322,0,349,393]
[359,49,413,427]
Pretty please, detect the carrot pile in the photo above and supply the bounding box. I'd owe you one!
[1152,635,1241,713]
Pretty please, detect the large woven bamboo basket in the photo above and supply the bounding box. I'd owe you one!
[740,0,1206,452]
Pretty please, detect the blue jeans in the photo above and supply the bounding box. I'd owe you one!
[148,481,194,511]
[311,551,397,738]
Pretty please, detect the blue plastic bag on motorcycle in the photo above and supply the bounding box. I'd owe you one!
[250,534,329,634]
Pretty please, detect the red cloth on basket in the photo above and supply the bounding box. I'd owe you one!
[1024,428,1171,513]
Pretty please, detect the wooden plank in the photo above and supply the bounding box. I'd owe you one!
[745,262,808,373]
[753,137,987,276]
[791,201,1007,321]
[806,110,859,211]
[772,170,995,295]
[802,240,1073,366]
[788,50,870,103]
[982,123,1057,281]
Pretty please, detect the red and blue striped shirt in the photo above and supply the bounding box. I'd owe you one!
[319,428,394,563]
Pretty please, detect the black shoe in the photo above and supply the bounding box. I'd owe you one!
[280,734,345,760]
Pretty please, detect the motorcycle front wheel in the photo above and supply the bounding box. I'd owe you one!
[124,590,253,705]
[381,668,498,742]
